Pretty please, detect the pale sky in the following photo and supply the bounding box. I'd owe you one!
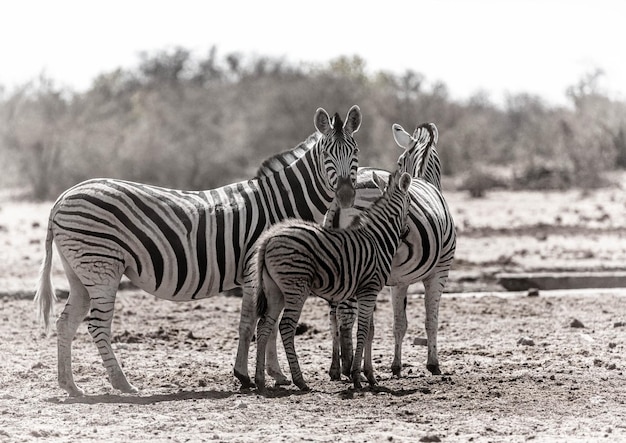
[1,0,624,106]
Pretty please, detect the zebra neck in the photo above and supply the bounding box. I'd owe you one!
[360,198,404,247]
[257,145,334,222]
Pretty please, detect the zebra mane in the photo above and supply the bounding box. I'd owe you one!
[332,112,343,132]
[395,122,442,190]
[412,123,438,181]
[255,132,319,178]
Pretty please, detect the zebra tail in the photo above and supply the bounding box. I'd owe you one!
[34,219,57,333]
[256,286,268,319]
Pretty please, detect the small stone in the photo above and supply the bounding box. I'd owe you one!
[295,323,309,335]
[614,321,625,328]
[527,288,540,297]
[517,337,535,346]
[419,436,441,443]
[413,337,428,346]
[570,319,585,328]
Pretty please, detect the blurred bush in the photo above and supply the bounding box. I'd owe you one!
[458,166,509,198]
[1,48,625,200]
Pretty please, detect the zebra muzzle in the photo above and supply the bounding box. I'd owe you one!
[335,177,356,208]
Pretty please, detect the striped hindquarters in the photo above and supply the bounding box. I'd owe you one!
[51,178,244,299]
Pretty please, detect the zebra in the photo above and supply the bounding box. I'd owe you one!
[249,121,455,385]
[34,105,362,397]
[254,170,413,391]
[329,122,447,379]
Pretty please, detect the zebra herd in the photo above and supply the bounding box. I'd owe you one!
[34,105,456,396]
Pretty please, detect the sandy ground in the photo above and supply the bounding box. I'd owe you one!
[1,185,625,442]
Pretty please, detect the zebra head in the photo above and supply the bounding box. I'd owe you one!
[392,122,442,190]
[314,105,362,208]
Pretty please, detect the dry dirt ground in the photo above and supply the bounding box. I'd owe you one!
[1,185,625,442]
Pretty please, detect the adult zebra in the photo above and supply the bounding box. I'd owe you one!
[329,122,454,380]
[247,121,455,386]
[35,105,362,397]
[254,170,413,391]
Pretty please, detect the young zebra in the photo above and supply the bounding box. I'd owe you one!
[251,122,455,385]
[254,170,413,391]
[35,105,362,397]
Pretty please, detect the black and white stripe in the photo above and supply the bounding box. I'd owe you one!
[336,122,454,378]
[254,171,413,391]
[256,122,456,383]
[35,106,362,396]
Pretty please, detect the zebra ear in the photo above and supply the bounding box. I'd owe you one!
[399,172,412,193]
[344,105,362,135]
[372,171,387,191]
[314,108,332,135]
[392,124,412,150]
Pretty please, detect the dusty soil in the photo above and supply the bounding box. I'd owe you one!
[1,185,626,442]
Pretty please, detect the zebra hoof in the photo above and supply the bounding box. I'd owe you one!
[294,379,310,391]
[391,365,402,378]
[365,372,378,386]
[62,384,85,398]
[274,377,292,387]
[329,367,342,381]
[427,364,442,376]
[255,377,266,393]
[118,383,139,395]
[234,370,255,389]
[351,372,363,390]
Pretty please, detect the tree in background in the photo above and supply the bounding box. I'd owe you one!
[1,48,625,200]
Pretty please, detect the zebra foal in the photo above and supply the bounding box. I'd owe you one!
[35,105,362,396]
[254,170,413,391]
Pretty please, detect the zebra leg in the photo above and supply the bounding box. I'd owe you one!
[337,298,357,378]
[363,312,377,387]
[424,270,448,376]
[56,258,91,397]
[265,323,290,386]
[254,300,283,392]
[87,285,138,394]
[328,301,342,380]
[279,293,309,391]
[234,287,256,388]
[351,294,377,389]
[390,284,409,377]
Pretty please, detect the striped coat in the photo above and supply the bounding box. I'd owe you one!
[254,171,413,391]
[253,122,455,385]
[35,106,362,396]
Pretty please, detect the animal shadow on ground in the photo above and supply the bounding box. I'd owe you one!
[45,389,236,405]
[245,377,426,399]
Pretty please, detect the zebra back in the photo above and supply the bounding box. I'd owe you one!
[255,133,321,178]
[45,106,363,300]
